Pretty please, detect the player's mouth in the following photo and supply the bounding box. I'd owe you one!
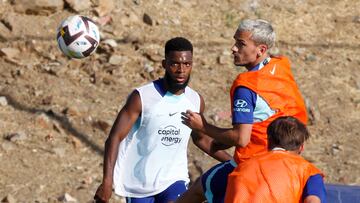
[175,76,186,83]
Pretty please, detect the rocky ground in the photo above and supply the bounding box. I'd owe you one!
[0,0,360,202]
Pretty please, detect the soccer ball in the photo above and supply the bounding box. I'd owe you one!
[56,15,100,59]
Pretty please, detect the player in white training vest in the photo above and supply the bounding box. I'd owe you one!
[94,37,232,203]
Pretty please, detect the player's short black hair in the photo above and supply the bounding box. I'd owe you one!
[165,37,193,57]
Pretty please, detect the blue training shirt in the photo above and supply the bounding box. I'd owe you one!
[303,174,327,202]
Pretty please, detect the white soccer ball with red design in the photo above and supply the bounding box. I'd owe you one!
[57,15,100,59]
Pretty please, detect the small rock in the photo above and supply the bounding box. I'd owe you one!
[0,22,12,41]
[171,18,181,25]
[0,48,20,59]
[144,63,154,73]
[1,194,16,203]
[81,176,93,185]
[108,55,123,65]
[53,122,65,135]
[0,96,8,106]
[305,53,317,62]
[1,141,16,152]
[64,0,92,12]
[353,16,360,23]
[331,144,342,155]
[12,0,64,15]
[294,47,306,55]
[92,120,111,132]
[96,15,112,26]
[175,1,193,8]
[42,95,53,105]
[143,13,153,26]
[103,39,118,48]
[5,131,28,142]
[58,193,77,203]
[94,0,114,17]
[217,55,228,65]
[71,136,83,149]
[45,134,54,142]
[62,106,81,117]
[133,0,140,5]
[210,114,219,123]
[53,147,66,157]
[123,32,143,44]
[36,113,52,129]
[145,52,162,62]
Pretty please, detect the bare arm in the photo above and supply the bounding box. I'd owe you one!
[191,131,232,162]
[304,195,321,203]
[183,108,252,147]
[94,90,141,203]
[190,95,232,162]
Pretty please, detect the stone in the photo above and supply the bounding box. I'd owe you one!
[217,55,228,65]
[92,120,110,132]
[1,141,16,152]
[5,131,28,142]
[144,63,154,73]
[12,0,64,15]
[94,0,114,17]
[103,39,118,48]
[53,147,66,157]
[58,193,77,203]
[35,113,52,129]
[3,13,58,39]
[305,53,317,61]
[0,48,20,59]
[0,96,8,106]
[64,0,92,12]
[108,55,123,65]
[62,106,81,117]
[0,21,12,41]
[143,13,153,26]
[1,194,16,203]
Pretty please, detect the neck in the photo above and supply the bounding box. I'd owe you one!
[162,77,186,95]
[245,53,269,70]
[271,147,302,155]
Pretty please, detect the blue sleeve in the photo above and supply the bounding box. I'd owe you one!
[303,174,327,203]
[232,86,257,124]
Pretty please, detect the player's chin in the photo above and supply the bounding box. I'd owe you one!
[233,61,243,66]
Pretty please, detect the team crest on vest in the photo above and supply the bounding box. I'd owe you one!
[158,125,182,146]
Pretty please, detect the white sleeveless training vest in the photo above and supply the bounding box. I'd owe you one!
[113,80,201,197]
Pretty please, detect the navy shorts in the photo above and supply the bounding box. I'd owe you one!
[125,180,187,203]
[201,160,237,203]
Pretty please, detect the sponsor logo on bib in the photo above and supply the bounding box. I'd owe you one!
[158,125,182,146]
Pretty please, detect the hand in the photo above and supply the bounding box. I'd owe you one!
[94,182,112,203]
[181,110,207,132]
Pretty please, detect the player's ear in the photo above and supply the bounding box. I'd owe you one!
[257,44,268,57]
[298,144,305,154]
[162,59,166,69]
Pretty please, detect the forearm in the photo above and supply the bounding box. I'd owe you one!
[202,123,241,147]
[102,135,120,185]
[192,133,232,162]
[209,140,233,162]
